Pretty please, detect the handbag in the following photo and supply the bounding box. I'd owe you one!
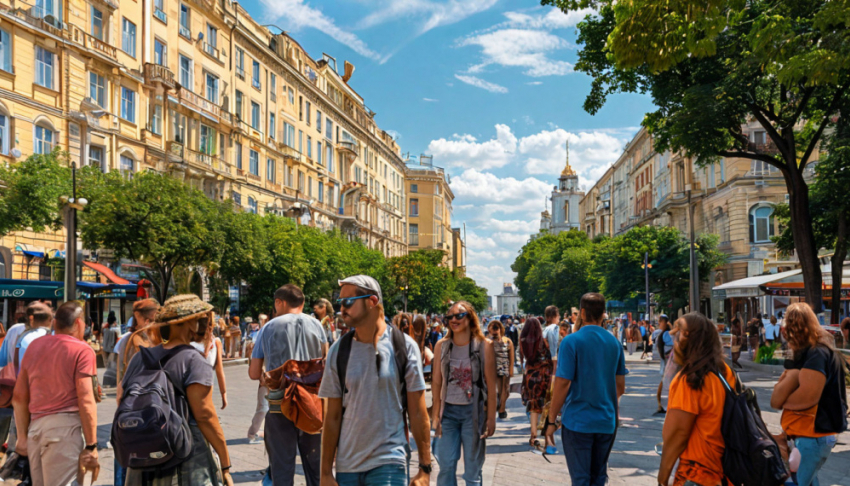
[0,364,15,408]
[264,358,325,434]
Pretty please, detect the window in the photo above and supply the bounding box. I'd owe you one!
[154,0,166,22]
[235,90,243,119]
[89,72,105,107]
[235,48,245,78]
[326,144,333,173]
[154,39,166,66]
[270,74,276,101]
[410,224,419,246]
[120,154,135,178]
[122,18,136,57]
[249,150,259,176]
[179,5,191,38]
[284,123,295,148]
[171,110,186,143]
[120,87,135,122]
[200,125,215,155]
[248,197,258,214]
[201,73,220,105]
[179,55,192,89]
[305,101,311,125]
[298,171,304,191]
[317,141,322,165]
[299,96,303,120]
[720,158,726,183]
[269,113,275,139]
[288,87,295,105]
[317,111,322,133]
[0,28,11,74]
[0,114,8,155]
[34,124,53,154]
[298,130,303,153]
[308,176,313,197]
[206,24,217,52]
[307,136,312,158]
[150,104,162,135]
[232,192,241,206]
[252,60,260,89]
[235,142,242,169]
[410,184,418,193]
[266,158,275,182]
[749,205,775,244]
[91,6,104,40]
[318,181,324,202]
[325,118,332,140]
[88,146,103,169]
[251,102,260,131]
[410,199,419,217]
[35,47,54,89]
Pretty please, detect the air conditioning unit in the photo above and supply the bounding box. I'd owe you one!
[43,14,63,29]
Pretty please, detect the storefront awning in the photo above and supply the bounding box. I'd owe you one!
[82,261,131,285]
[0,279,137,300]
[712,269,802,298]
[21,250,45,259]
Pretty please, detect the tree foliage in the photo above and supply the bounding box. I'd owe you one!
[0,150,73,237]
[542,0,850,311]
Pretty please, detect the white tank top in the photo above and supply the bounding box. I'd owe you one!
[190,341,217,367]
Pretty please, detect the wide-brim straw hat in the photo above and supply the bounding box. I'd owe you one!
[155,294,214,326]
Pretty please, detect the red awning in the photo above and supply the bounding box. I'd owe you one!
[82,261,131,285]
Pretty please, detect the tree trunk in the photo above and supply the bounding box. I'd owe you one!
[786,169,824,313]
[830,212,848,324]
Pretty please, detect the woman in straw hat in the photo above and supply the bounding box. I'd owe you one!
[120,295,233,486]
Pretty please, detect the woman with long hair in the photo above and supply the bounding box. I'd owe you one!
[411,314,433,367]
[432,301,497,486]
[227,316,241,358]
[730,317,743,369]
[771,303,847,486]
[313,298,335,345]
[747,318,761,360]
[488,319,514,419]
[190,314,227,409]
[659,312,736,486]
[520,317,554,451]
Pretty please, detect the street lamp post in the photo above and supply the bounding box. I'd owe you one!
[61,162,87,302]
[644,251,651,323]
[687,184,699,312]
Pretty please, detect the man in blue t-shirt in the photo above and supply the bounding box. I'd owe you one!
[545,293,627,486]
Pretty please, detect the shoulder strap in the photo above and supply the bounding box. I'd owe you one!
[337,331,355,415]
[390,326,409,411]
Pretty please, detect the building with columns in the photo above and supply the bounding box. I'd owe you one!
[548,141,584,234]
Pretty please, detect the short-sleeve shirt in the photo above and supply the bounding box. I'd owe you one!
[543,324,561,360]
[20,334,97,420]
[781,345,847,437]
[668,364,736,486]
[123,344,214,402]
[252,313,327,371]
[0,324,26,367]
[16,327,50,371]
[556,324,628,434]
[319,327,426,473]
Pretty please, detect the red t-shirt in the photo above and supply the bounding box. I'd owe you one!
[20,334,97,420]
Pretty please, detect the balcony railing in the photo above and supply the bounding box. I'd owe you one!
[409,235,420,246]
[235,66,245,79]
[252,77,261,90]
[69,24,117,59]
[179,24,191,39]
[154,8,167,23]
[184,147,231,175]
[178,87,232,124]
[202,42,220,60]
[337,140,358,156]
[747,140,780,154]
[144,63,175,89]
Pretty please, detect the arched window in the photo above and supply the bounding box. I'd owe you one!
[749,204,775,243]
[119,147,138,179]
[33,117,56,155]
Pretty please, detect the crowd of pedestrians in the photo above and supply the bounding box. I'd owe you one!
[0,278,845,486]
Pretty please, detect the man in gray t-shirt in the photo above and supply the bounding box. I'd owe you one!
[319,275,432,486]
[249,284,327,486]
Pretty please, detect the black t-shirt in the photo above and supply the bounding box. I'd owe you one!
[794,345,848,434]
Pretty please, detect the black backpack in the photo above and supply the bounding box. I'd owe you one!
[715,370,789,486]
[337,325,409,427]
[112,345,194,470]
[657,331,670,360]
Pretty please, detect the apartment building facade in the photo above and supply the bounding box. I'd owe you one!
[405,160,463,269]
[0,0,408,283]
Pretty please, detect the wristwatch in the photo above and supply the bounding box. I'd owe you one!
[419,463,432,474]
[84,443,97,451]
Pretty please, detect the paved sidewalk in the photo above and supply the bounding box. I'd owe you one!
[84,353,849,485]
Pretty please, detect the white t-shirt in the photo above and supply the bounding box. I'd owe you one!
[543,323,561,360]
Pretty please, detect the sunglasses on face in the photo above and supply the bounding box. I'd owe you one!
[446,312,469,321]
[335,295,372,308]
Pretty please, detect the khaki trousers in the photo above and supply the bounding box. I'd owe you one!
[28,412,84,486]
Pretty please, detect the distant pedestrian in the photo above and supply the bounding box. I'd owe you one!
[488,319,513,419]
[432,301,497,485]
[116,299,160,387]
[765,315,780,346]
[429,322,444,351]
[13,301,100,486]
[747,318,761,359]
[505,319,519,370]
[250,284,328,485]
[319,275,431,486]
[521,317,554,452]
[652,315,674,415]
[771,303,847,486]
[412,315,433,367]
[729,317,743,369]
[627,321,640,355]
[543,306,562,367]
[227,316,242,358]
[546,293,627,486]
[658,313,734,486]
[314,298,336,346]
[101,312,121,387]
[15,303,53,371]
[190,313,228,409]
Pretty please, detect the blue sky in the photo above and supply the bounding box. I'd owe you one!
[243,0,655,300]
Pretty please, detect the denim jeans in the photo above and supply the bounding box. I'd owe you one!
[795,435,837,486]
[336,464,406,486]
[434,403,486,486]
[561,427,617,486]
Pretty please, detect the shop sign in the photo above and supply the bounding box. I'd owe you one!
[725,287,762,298]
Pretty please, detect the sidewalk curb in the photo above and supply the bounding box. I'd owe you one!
[724,357,784,375]
[223,358,249,368]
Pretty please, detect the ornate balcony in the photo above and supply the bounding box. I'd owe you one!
[337,140,358,157]
[144,63,175,90]
[69,25,116,60]
[184,148,231,176]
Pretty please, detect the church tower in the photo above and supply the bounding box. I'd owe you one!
[549,140,584,234]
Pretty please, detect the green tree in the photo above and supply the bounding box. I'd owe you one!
[79,171,223,303]
[386,250,453,315]
[544,0,850,311]
[773,110,850,322]
[447,275,489,313]
[0,150,74,237]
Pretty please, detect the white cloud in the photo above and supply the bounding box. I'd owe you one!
[522,115,535,125]
[467,264,517,300]
[423,98,439,102]
[449,169,551,213]
[454,74,508,93]
[459,29,573,77]
[527,81,543,86]
[261,0,382,61]
[358,0,499,34]
[480,219,540,234]
[466,231,498,250]
[427,124,516,169]
[501,8,595,30]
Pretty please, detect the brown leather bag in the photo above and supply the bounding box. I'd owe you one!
[264,358,325,434]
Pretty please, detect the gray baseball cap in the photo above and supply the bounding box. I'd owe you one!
[338,275,383,304]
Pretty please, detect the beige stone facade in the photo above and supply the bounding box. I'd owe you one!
[0,0,410,282]
[405,162,462,268]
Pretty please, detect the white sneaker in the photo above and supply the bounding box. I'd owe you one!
[248,434,264,444]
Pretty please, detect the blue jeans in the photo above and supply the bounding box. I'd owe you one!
[434,403,486,486]
[561,427,616,486]
[336,464,406,486]
[795,435,836,486]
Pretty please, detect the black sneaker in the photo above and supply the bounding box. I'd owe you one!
[499,412,508,419]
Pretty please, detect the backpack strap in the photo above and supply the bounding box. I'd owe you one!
[389,325,410,443]
[336,330,355,416]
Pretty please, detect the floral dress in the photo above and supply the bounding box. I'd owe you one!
[493,337,511,377]
[521,343,552,413]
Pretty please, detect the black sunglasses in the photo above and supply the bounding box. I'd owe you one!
[446,312,469,321]
[335,295,372,308]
